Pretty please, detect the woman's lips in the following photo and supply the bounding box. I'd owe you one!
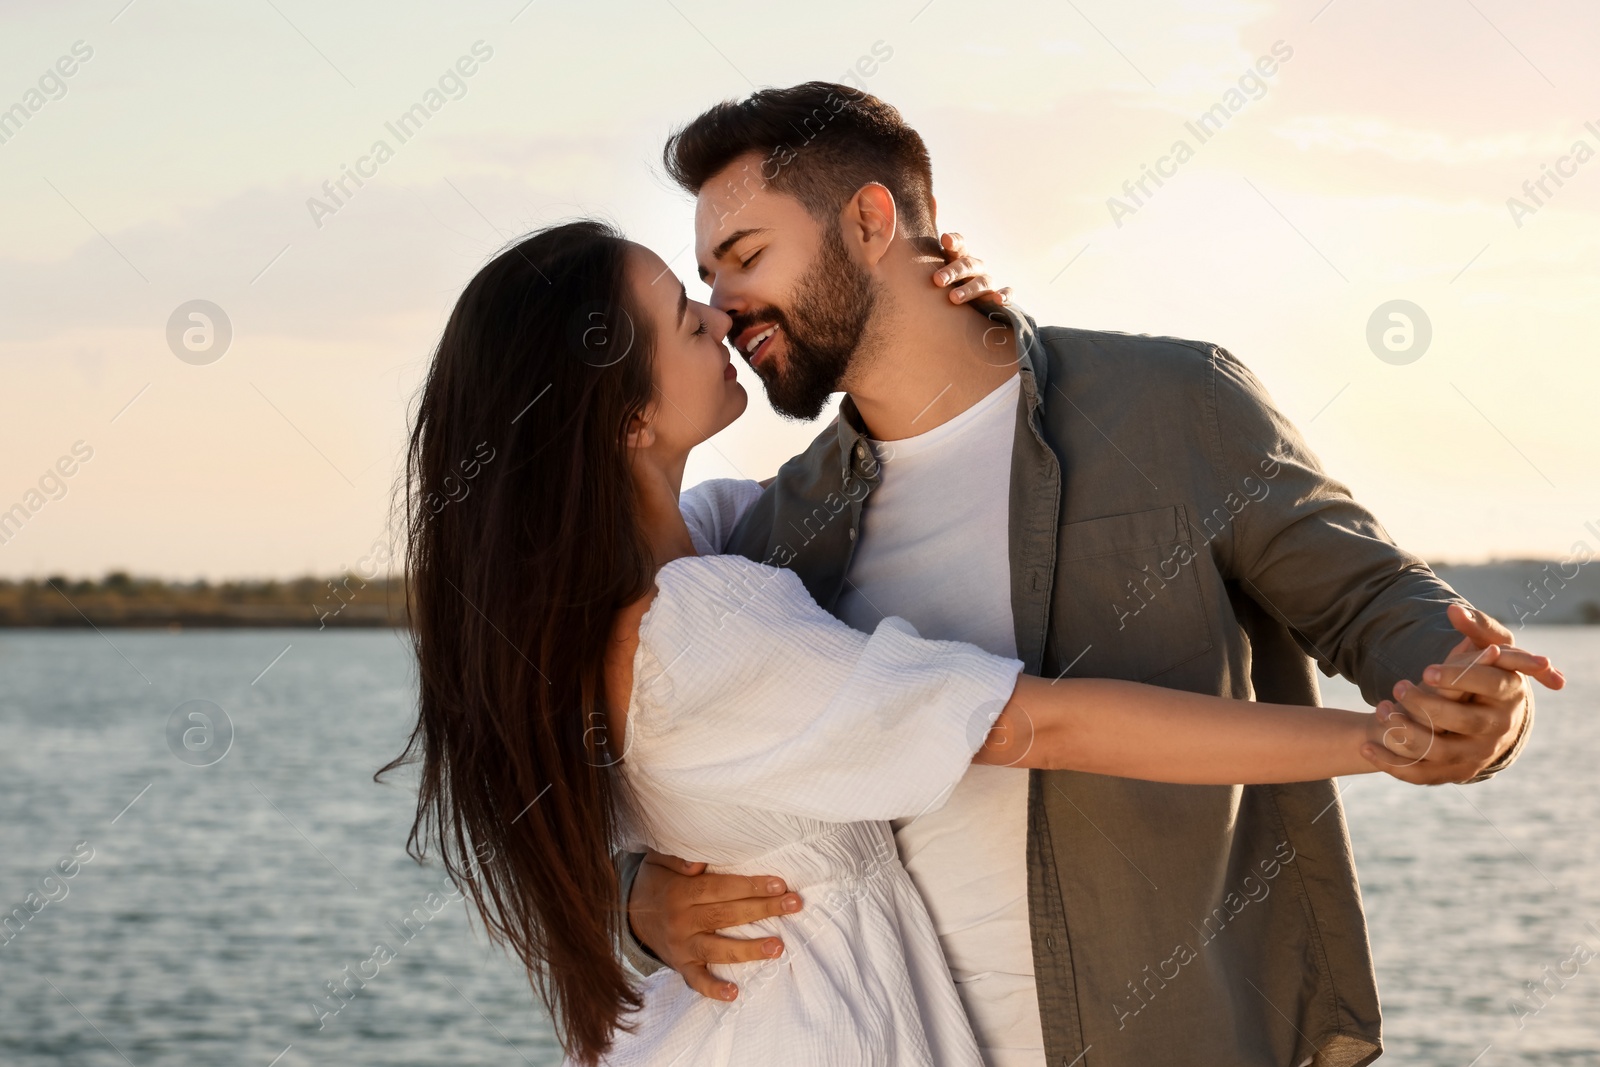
[723,361,737,380]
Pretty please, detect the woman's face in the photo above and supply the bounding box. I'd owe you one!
[624,242,746,456]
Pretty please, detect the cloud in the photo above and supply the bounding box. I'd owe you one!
[1270,116,1580,164]
[0,159,648,348]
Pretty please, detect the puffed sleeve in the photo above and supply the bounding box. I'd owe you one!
[678,478,765,556]
[626,556,1023,822]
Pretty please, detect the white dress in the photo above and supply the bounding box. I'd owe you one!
[590,483,1025,1066]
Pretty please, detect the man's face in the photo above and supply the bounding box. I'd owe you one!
[694,153,876,421]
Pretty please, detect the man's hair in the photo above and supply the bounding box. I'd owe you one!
[663,81,936,238]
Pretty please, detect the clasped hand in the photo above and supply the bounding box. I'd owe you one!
[1360,603,1564,784]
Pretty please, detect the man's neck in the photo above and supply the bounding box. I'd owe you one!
[842,257,1019,443]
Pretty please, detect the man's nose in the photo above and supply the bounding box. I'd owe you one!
[708,276,743,316]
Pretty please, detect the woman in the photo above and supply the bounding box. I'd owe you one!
[382,220,1555,1066]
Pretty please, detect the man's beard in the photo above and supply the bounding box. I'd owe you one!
[739,224,877,421]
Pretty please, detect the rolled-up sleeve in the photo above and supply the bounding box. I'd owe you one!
[1206,347,1527,780]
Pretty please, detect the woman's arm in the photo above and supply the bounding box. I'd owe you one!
[974,675,1381,783]
[974,642,1559,784]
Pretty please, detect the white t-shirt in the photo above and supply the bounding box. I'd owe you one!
[833,372,1044,1067]
[678,370,1042,1066]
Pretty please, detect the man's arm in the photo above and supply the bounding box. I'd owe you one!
[1207,347,1552,783]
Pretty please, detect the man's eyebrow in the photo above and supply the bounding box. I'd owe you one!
[698,228,770,280]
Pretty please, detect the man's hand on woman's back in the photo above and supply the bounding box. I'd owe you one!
[628,849,803,1001]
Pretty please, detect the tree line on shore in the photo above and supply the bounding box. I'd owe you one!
[2,562,1596,629]
[0,571,407,628]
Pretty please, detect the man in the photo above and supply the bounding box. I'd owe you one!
[619,82,1558,1066]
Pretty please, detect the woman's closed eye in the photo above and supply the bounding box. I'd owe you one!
[692,317,708,336]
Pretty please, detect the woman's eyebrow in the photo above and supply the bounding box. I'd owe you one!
[677,284,688,325]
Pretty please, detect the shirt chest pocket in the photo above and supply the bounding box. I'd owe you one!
[1049,504,1214,683]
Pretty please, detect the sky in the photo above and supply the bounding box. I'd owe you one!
[0,0,1595,579]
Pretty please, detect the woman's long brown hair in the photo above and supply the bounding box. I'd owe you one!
[379,220,656,1064]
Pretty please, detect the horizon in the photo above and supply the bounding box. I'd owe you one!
[0,550,1591,585]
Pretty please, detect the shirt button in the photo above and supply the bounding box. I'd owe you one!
[848,528,857,541]
[855,442,868,460]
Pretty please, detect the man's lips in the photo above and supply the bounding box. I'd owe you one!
[734,322,780,369]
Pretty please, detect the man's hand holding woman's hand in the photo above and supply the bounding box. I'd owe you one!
[1363,603,1565,784]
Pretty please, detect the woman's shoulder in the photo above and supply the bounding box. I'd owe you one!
[609,556,796,695]
[645,553,804,636]
[625,554,835,728]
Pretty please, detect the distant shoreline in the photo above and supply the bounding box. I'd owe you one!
[2,562,1596,629]
[0,573,407,629]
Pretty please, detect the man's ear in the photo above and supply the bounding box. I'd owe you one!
[842,182,898,267]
